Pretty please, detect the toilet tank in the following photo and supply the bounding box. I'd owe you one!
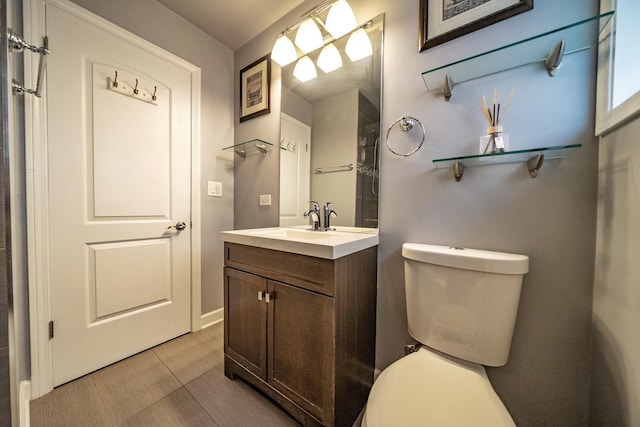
[402,243,529,367]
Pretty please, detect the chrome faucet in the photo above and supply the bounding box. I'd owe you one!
[303,201,321,230]
[323,202,337,231]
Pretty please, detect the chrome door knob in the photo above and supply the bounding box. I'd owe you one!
[168,221,187,230]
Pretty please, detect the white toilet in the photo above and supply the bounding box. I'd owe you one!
[362,243,529,427]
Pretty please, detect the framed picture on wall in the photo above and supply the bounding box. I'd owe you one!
[419,0,533,52]
[240,54,271,122]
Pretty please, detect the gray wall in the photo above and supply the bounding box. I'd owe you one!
[234,0,600,424]
[311,90,358,226]
[591,115,640,426]
[70,0,235,315]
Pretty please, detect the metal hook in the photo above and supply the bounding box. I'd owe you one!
[113,71,118,88]
[133,79,139,95]
[152,86,157,101]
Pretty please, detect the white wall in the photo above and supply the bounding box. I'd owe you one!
[235,0,600,424]
[311,90,358,226]
[70,0,235,316]
[591,115,640,426]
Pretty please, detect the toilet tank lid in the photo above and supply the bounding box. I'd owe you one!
[402,243,529,275]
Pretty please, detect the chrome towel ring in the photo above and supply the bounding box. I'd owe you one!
[386,116,425,157]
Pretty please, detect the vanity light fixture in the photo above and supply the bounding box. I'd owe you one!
[271,34,297,66]
[317,43,343,73]
[345,28,372,61]
[271,0,371,81]
[293,56,317,82]
[295,18,323,54]
[325,0,357,39]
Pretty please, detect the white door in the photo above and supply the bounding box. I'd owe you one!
[45,4,194,386]
[280,113,311,226]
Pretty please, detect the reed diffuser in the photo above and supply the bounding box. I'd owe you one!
[478,88,515,154]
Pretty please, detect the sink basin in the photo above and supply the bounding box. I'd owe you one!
[221,227,379,259]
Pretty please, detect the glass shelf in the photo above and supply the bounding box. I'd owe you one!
[421,11,613,95]
[223,139,273,158]
[433,144,581,181]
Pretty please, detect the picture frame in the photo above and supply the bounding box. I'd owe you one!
[240,54,271,122]
[419,0,533,52]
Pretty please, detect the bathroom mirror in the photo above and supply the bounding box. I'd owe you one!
[279,14,383,228]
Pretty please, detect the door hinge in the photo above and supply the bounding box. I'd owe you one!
[49,320,54,339]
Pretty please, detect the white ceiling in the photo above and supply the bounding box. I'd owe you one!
[155,0,305,50]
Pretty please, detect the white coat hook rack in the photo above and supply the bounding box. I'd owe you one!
[107,70,158,105]
[8,29,50,98]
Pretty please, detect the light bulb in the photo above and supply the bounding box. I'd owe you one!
[317,43,343,73]
[325,0,357,39]
[294,18,323,54]
[346,28,372,62]
[271,35,297,66]
[293,56,317,82]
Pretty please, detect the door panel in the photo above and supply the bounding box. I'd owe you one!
[224,268,267,380]
[91,62,171,217]
[268,280,335,423]
[45,4,193,386]
[279,113,310,227]
[89,239,171,319]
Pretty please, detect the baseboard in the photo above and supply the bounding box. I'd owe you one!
[200,307,224,329]
[20,380,30,427]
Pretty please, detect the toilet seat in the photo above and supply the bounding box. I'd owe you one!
[362,348,515,427]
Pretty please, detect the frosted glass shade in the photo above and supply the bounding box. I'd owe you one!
[317,43,343,73]
[271,35,297,66]
[295,19,323,54]
[325,0,357,39]
[346,28,372,61]
[293,56,317,82]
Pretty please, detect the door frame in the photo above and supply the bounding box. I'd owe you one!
[23,0,202,398]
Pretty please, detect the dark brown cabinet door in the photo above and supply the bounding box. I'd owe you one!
[268,280,335,425]
[224,267,268,380]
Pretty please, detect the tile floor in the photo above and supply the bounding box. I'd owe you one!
[30,322,301,426]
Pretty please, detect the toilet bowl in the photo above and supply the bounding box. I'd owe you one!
[363,243,528,426]
[362,348,514,427]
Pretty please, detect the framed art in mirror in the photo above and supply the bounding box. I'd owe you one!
[419,0,533,52]
[240,54,271,122]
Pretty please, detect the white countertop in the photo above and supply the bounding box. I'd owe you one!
[221,226,379,259]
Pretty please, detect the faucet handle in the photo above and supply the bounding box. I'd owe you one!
[307,200,320,211]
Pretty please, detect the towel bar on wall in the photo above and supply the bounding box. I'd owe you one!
[8,29,49,98]
[314,163,354,174]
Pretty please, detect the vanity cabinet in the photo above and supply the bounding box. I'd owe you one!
[223,242,377,427]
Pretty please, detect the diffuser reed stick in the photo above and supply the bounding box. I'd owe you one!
[478,88,515,154]
[477,88,515,128]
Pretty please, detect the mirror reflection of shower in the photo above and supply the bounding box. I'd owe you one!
[356,119,380,227]
[358,128,380,196]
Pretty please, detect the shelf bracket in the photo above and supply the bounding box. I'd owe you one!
[527,154,545,178]
[544,40,565,77]
[234,149,247,159]
[255,144,268,155]
[443,74,454,102]
[452,161,465,182]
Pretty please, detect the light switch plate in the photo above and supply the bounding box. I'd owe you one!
[259,194,271,206]
[208,181,222,197]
